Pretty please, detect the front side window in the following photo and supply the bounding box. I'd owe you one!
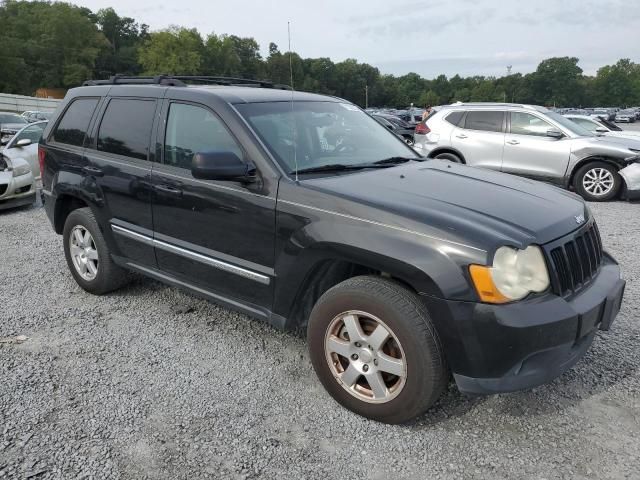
[510,112,555,137]
[464,111,503,132]
[164,103,243,170]
[97,98,156,160]
[51,98,99,147]
[235,101,418,173]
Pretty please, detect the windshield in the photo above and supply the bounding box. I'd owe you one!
[0,113,27,124]
[545,111,594,137]
[235,101,418,174]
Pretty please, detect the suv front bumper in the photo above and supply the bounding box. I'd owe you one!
[422,253,624,395]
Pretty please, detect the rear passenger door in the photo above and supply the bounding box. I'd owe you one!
[450,111,505,171]
[84,93,160,268]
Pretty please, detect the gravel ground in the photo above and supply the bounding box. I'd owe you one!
[1,198,640,479]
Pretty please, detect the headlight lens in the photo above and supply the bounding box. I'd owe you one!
[469,246,550,304]
[12,163,31,177]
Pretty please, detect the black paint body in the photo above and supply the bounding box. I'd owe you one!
[40,85,625,394]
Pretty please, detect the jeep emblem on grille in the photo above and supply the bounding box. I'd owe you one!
[575,214,585,224]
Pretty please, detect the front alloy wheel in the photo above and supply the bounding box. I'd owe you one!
[573,161,621,201]
[582,167,614,197]
[325,311,406,403]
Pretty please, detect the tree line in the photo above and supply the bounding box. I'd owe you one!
[1,0,639,108]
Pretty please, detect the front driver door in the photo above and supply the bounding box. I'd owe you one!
[151,101,276,309]
[501,111,571,185]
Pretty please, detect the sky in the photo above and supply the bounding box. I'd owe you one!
[75,0,640,78]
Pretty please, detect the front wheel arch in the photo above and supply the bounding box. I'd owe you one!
[428,148,466,164]
[571,159,623,201]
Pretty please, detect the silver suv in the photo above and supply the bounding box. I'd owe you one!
[414,103,640,201]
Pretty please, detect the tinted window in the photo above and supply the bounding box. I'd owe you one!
[510,112,554,137]
[464,111,503,132]
[51,98,99,146]
[445,111,464,126]
[97,99,156,160]
[164,103,242,170]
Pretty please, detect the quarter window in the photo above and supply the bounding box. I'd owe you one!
[164,103,242,170]
[97,99,156,160]
[445,111,464,126]
[510,112,554,137]
[51,98,99,147]
[463,111,503,132]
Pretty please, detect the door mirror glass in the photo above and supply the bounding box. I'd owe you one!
[191,151,254,181]
[16,138,32,147]
[546,129,564,139]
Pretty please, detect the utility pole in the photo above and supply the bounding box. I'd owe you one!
[365,84,369,109]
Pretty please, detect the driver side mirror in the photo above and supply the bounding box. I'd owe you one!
[15,138,32,148]
[191,151,255,182]
[546,129,564,139]
[595,127,608,134]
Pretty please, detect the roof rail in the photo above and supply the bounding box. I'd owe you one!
[447,102,534,109]
[82,74,292,90]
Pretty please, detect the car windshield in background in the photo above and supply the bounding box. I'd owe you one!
[235,101,418,174]
[0,113,27,124]
[545,111,594,137]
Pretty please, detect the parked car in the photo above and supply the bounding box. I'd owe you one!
[372,114,416,145]
[0,112,29,145]
[615,109,636,123]
[0,151,36,210]
[564,114,640,141]
[21,111,52,123]
[40,77,625,424]
[414,103,640,201]
[590,109,615,121]
[1,121,47,182]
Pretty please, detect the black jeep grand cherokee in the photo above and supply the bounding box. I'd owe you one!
[40,76,625,424]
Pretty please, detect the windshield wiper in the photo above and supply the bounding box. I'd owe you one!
[293,164,370,175]
[372,156,418,165]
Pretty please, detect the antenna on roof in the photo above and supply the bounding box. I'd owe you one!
[288,21,298,182]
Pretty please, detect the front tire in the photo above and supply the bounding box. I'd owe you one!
[573,162,621,201]
[307,276,448,424]
[63,207,129,294]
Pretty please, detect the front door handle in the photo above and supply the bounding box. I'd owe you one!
[455,134,468,139]
[155,184,183,196]
[82,166,104,177]
[506,140,520,145]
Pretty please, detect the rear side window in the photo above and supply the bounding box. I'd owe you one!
[97,99,156,160]
[51,98,99,147]
[445,111,464,126]
[464,111,503,132]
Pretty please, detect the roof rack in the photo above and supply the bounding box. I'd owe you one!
[82,74,292,90]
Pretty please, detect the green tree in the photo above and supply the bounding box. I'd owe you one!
[530,57,584,107]
[138,27,203,75]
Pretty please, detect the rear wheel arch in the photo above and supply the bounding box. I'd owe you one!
[428,147,466,164]
[54,194,90,234]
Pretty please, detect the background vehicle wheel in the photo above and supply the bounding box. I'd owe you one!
[573,162,621,201]
[63,207,129,295]
[307,276,448,424]
[434,152,462,163]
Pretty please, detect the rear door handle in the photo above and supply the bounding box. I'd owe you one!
[455,134,468,139]
[506,140,520,145]
[155,184,183,196]
[82,166,104,177]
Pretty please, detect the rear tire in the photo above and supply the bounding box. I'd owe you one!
[63,207,129,294]
[573,162,621,202]
[307,276,448,424]
[434,152,462,163]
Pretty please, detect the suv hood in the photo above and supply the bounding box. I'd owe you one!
[303,160,587,249]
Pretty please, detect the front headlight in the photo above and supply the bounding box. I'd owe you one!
[469,245,550,304]
[12,163,31,177]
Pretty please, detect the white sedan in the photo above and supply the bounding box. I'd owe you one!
[1,121,46,183]
[564,115,640,141]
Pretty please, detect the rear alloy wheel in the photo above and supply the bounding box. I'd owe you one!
[573,162,621,201]
[434,152,462,163]
[308,276,448,424]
